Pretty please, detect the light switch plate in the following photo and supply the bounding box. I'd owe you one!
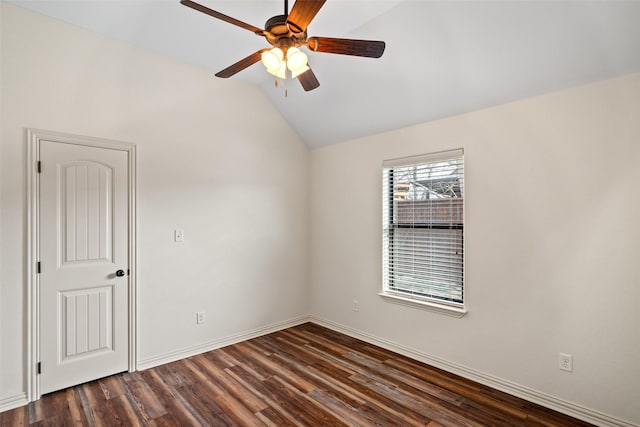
[196,311,205,325]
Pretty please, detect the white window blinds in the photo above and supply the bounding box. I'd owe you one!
[382,149,464,307]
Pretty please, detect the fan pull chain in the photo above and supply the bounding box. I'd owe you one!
[273,76,288,98]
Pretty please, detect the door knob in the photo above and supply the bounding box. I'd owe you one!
[115,269,126,277]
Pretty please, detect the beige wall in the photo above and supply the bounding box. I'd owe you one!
[2,2,640,425]
[310,74,640,425]
[1,3,309,403]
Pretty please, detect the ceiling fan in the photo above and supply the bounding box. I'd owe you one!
[180,0,386,91]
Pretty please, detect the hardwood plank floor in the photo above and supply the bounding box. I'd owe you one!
[1,323,593,426]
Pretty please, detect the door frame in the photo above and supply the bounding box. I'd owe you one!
[26,128,137,401]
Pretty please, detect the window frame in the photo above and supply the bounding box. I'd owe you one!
[380,149,467,317]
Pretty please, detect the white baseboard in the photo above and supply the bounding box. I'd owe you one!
[0,393,28,413]
[309,315,637,427]
[137,315,311,371]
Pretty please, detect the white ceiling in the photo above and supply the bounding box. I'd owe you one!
[7,0,640,148]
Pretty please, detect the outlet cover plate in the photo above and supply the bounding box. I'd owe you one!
[559,353,573,372]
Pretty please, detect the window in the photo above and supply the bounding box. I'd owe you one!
[382,149,465,313]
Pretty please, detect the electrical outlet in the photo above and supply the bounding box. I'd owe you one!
[352,299,359,312]
[174,229,184,242]
[196,311,206,325]
[559,353,573,372]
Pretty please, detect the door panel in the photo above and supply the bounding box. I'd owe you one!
[60,286,113,360]
[40,140,129,395]
[61,162,113,264]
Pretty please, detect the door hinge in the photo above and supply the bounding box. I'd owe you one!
[37,161,42,173]
[37,261,41,274]
[37,362,41,375]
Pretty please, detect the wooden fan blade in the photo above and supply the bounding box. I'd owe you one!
[215,50,267,78]
[181,0,263,34]
[297,67,320,91]
[287,0,327,32]
[308,37,385,58]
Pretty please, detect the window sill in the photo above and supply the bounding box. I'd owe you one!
[378,292,468,318]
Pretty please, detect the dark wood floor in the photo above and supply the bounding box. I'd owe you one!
[1,323,593,426]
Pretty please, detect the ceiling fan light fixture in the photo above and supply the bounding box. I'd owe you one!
[261,47,284,71]
[290,64,310,78]
[286,47,308,71]
[266,59,287,79]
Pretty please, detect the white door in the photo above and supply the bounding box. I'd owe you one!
[39,140,129,394]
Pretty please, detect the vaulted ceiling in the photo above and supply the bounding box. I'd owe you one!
[8,1,640,148]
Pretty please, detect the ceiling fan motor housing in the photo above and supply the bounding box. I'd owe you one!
[263,15,307,50]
